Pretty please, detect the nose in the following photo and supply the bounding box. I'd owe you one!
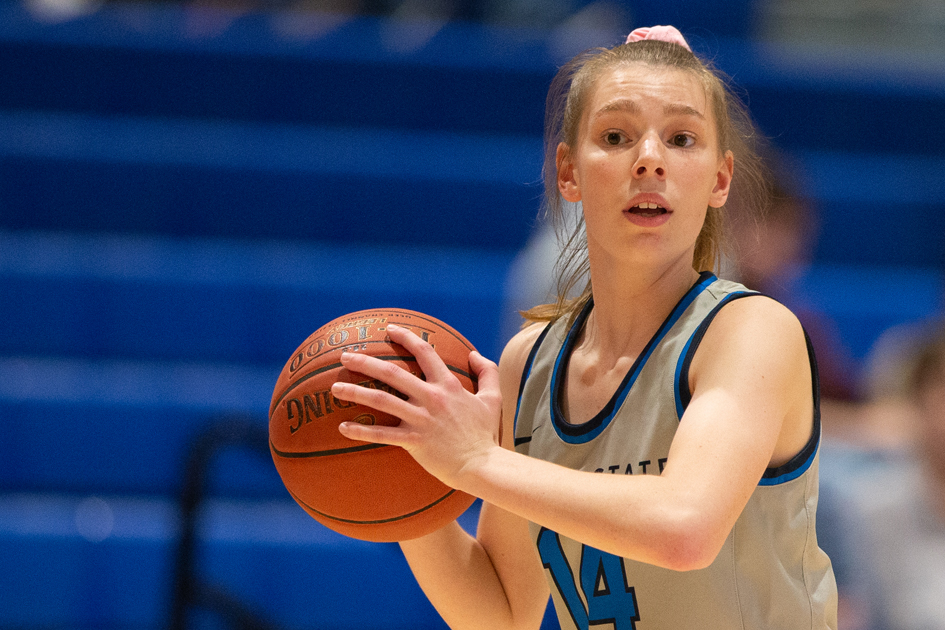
[633,134,665,180]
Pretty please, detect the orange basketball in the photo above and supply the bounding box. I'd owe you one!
[269,308,478,542]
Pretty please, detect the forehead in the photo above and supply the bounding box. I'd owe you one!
[584,63,710,122]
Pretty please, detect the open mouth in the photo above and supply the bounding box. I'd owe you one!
[628,202,668,218]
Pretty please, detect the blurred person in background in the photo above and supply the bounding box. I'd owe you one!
[725,153,861,411]
[835,322,945,630]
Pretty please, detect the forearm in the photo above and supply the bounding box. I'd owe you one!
[400,521,518,630]
[456,446,716,571]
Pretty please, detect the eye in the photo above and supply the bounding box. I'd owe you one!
[603,131,625,146]
[671,133,695,148]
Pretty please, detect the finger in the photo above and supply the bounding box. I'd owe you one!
[338,349,427,400]
[331,380,417,422]
[469,351,500,398]
[338,419,413,448]
[469,351,503,442]
[386,324,457,384]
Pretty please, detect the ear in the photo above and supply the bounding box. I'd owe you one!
[556,142,581,203]
[709,150,734,208]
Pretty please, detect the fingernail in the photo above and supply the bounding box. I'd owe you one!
[387,324,401,331]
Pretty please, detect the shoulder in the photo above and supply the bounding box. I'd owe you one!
[690,294,809,390]
[710,293,804,338]
[684,294,816,469]
[497,321,549,394]
[496,322,549,448]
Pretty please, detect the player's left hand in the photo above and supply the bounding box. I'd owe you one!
[331,323,503,491]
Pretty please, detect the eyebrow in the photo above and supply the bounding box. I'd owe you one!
[595,99,705,120]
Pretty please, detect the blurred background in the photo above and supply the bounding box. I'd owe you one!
[0,0,943,628]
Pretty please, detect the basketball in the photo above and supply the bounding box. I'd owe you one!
[268,308,478,542]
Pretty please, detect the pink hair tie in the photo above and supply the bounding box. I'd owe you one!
[625,25,691,52]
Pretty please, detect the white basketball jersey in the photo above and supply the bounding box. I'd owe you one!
[513,273,838,630]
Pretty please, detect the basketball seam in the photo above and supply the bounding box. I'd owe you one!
[298,309,474,368]
[288,486,459,525]
[269,438,391,458]
[269,357,477,419]
[269,360,343,418]
[370,308,475,351]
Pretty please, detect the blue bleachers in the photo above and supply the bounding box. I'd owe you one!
[3,6,944,264]
[0,110,543,248]
[0,231,517,363]
[0,492,479,629]
[0,231,516,500]
[1,1,944,628]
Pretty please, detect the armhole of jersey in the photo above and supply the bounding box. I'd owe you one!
[673,292,823,486]
[513,324,552,448]
[759,327,821,486]
[673,291,758,419]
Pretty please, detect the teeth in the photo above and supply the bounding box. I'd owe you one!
[633,202,662,210]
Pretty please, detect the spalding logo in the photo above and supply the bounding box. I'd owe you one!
[287,317,434,379]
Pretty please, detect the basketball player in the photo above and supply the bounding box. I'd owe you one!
[332,25,838,629]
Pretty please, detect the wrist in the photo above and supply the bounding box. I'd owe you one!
[452,442,512,498]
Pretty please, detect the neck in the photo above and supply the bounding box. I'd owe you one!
[581,254,701,364]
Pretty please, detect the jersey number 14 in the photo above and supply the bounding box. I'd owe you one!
[537,527,641,630]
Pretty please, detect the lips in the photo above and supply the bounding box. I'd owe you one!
[628,201,667,217]
[622,195,673,227]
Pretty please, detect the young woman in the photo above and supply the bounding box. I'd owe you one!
[331,25,838,630]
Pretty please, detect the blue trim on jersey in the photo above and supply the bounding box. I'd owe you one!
[673,332,698,420]
[758,442,818,485]
[549,272,717,445]
[513,324,552,447]
[758,325,823,486]
[672,291,756,420]
[672,291,824,486]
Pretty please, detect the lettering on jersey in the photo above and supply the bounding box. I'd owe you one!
[594,458,667,475]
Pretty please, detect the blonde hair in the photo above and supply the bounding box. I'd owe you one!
[523,39,769,325]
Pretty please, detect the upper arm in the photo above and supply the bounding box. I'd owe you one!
[496,323,548,451]
[663,296,814,553]
[475,323,551,627]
